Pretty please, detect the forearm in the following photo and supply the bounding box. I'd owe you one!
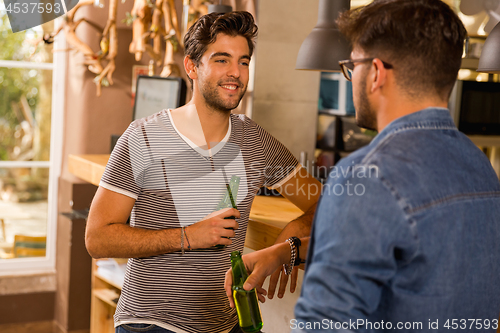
[85,223,183,259]
[274,202,316,244]
[85,206,239,259]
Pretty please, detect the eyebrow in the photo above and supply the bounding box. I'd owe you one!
[210,52,251,61]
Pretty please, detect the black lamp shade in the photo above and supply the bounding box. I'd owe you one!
[296,0,351,72]
[477,22,500,73]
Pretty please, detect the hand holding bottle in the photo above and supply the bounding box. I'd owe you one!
[230,251,264,333]
[225,242,291,307]
[186,208,240,249]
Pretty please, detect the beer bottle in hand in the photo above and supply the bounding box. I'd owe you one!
[230,251,263,333]
[215,176,240,249]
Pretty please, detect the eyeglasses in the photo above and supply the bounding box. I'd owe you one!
[338,58,393,81]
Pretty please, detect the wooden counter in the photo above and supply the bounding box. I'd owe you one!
[68,154,303,251]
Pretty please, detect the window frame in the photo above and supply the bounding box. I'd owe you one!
[0,18,65,276]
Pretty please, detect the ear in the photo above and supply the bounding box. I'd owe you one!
[369,58,388,93]
[184,56,198,80]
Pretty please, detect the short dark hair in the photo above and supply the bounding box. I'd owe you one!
[337,0,467,100]
[183,11,258,86]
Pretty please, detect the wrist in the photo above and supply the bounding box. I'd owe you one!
[276,242,292,265]
[184,226,192,250]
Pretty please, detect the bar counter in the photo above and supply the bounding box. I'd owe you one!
[68,154,304,251]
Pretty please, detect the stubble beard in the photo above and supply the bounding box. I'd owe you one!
[200,79,247,114]
[355,77,378,131]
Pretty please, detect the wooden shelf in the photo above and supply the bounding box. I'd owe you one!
[93,288,119,308]
[94,271,123,290]
[90,260,122,333]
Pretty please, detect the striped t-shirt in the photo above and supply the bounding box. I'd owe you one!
[100,109,300,333]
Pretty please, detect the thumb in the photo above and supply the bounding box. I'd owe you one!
[243,271,261,291]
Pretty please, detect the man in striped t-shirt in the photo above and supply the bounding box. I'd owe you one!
[86,11,321,333]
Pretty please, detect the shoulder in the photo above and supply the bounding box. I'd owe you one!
[316,158,411,250]
[344,126,500,212]
[123,109,170,140]
[322,145,397,215]
[328,145,376,183]
[129,109,168,129]
[230,113,269,144]
[364,123,498,186]
[230,113,259,130]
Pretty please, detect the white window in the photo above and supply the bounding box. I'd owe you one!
[0,11,65,275]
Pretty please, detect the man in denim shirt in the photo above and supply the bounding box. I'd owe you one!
[225,0,500,331]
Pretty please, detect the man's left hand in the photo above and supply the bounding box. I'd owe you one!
[267,264,299,299]
[224,242,291,308]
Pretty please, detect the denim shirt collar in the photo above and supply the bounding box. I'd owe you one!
[368,107,457,148]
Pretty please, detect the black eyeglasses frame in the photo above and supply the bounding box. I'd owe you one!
[338,58,393,81]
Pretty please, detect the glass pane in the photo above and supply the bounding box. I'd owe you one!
[0,68,52,161]
[319,73,355,116]
[0,167,48,259]
[0,10,54,63]
[319,76,339,110]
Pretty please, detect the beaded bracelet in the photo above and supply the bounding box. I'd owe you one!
[283,236,301,275]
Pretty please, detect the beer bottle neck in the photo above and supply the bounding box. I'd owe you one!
[230,251,248,287]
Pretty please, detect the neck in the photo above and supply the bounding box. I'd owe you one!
[191,93,232,148]
[375,93,448,132]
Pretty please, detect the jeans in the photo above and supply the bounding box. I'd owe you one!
[116,323,246,333]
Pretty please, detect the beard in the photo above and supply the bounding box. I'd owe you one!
[355,76,377,131]
[199,78,247,113]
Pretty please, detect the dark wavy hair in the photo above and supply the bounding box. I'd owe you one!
[183,11,258,86]
[337,0,467,100]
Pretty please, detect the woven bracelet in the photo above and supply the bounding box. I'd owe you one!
[185,227,191,250]
[181,227,185,255]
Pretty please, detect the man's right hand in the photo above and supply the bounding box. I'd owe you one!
[86,187,240,258]
[186,208,240,249]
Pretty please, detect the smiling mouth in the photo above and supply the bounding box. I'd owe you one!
[220,84,239,91]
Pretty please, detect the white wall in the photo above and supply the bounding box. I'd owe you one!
[252,0,321,164]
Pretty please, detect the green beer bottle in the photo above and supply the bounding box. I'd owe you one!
[214,176,240,249]
[230,251,263,333]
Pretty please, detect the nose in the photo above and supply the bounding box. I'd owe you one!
[227,61,240,79]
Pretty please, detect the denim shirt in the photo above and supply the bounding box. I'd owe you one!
[292,108,500,333]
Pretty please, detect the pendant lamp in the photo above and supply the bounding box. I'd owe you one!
[477,21,500,73]
[208,0,232,14]
[295,0,351,72]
